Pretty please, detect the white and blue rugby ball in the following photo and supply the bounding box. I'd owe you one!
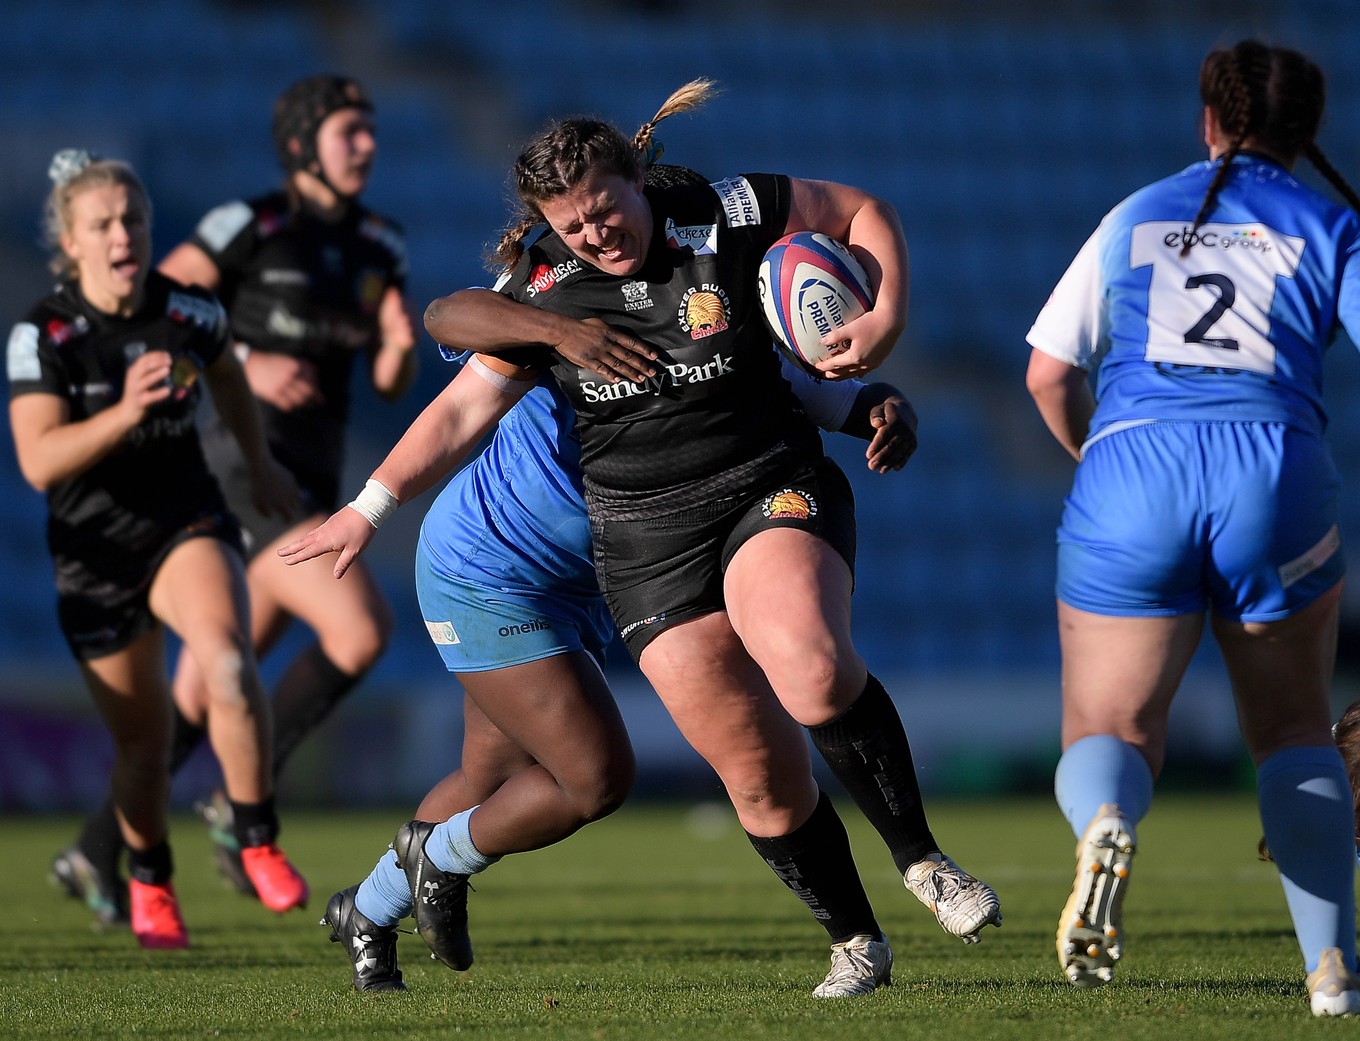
[758,232,873,372]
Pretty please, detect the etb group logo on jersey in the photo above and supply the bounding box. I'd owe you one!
[761,489,817,521]
[526,259,584,297]
[1162,224,1275,254]
[677,284,730,339]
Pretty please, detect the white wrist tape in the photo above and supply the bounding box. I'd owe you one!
[347,478,398,529]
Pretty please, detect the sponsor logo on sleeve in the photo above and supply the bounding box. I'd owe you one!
[195,200,254,253]
[711,177,761,227]
[6,323,41,381]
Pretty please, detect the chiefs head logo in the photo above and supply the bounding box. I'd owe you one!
[761,489,817,520]
[677,284,731,340]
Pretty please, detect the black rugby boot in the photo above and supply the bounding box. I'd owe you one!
[392,820,474,971]
[321,885,407,992]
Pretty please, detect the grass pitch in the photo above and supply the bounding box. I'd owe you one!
[0,795,1342,1039]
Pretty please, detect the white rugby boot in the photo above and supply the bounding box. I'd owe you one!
[1056,804,1135,988]
[904,852,1002,943]
[811,933,893,998]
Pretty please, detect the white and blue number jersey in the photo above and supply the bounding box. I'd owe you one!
[1028,154,1360,442]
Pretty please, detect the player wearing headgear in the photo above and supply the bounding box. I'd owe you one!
[417,80,1001,998]
[51,73,418,924]
[1026,39,1360,1015]
[10,149,309,947]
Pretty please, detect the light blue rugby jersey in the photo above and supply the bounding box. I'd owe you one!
[418,373,598,597]
[1028,154,1360,443]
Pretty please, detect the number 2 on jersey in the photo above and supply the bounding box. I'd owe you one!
[1130,221,1304,375]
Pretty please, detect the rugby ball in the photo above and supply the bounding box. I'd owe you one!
[758,232,873,372]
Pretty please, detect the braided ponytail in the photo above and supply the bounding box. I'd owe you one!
[490,79,720,274]
[1185,40,1356,254]
[1182,43,1262,256]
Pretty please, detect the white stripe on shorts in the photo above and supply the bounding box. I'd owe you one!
[1279,524,1340,589]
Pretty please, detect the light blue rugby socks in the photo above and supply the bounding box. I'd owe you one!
[424,808,501,876]
[1054,734,1154,836]
[354,808,502,926]
[1258,745,1358,973]
[355,849,410,926]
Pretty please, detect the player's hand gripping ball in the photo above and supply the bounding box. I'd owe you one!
[758,232,873,373]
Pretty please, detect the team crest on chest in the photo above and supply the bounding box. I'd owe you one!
[761,489,817,521]
[677,283,730,340]
[620,280,653,311]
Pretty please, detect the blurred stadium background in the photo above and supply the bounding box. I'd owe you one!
[3,0,1359,811]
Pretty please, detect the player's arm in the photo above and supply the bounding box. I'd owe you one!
[159,242,222,292]
[842,383,917,473]
[277,354,534,578]
[370,285,419,402]
[785,178,909,380]
[1025,348,1092,461]
[203,347,299,519]
[424,287,657,383]
[9,350,173,490]
[783,358,916,472]
[161,240,325,411]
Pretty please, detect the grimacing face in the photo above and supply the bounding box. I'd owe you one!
[61,182,152,315]
[538,169,652,277]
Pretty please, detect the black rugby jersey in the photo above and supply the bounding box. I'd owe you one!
[187,190,408,504]
[497,173,823,512]
[6,272,230,583]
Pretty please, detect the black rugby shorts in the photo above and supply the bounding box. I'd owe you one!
[593,456,856,660]
[57,512,242,661]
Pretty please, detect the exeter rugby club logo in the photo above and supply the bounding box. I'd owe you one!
[761,489,817,520]
[620,280,653,312]
[677,283,730,339]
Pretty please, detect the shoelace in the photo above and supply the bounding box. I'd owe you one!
[424,873,474,911]
[824,945,879,987]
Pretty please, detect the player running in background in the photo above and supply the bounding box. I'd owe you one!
[52,74,418,921]
[1025,40,1360,1016]
[7,150,308,947]
[415,80,1001,997]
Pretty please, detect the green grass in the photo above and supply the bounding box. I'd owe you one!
[0,795,1343,1039]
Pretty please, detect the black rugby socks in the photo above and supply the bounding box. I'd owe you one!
[269,642,362,774]
[807,673,938,873]
[745,790,881,943]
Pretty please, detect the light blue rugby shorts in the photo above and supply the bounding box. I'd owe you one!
[414,539,615,673]
[1057,420,1343,622]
